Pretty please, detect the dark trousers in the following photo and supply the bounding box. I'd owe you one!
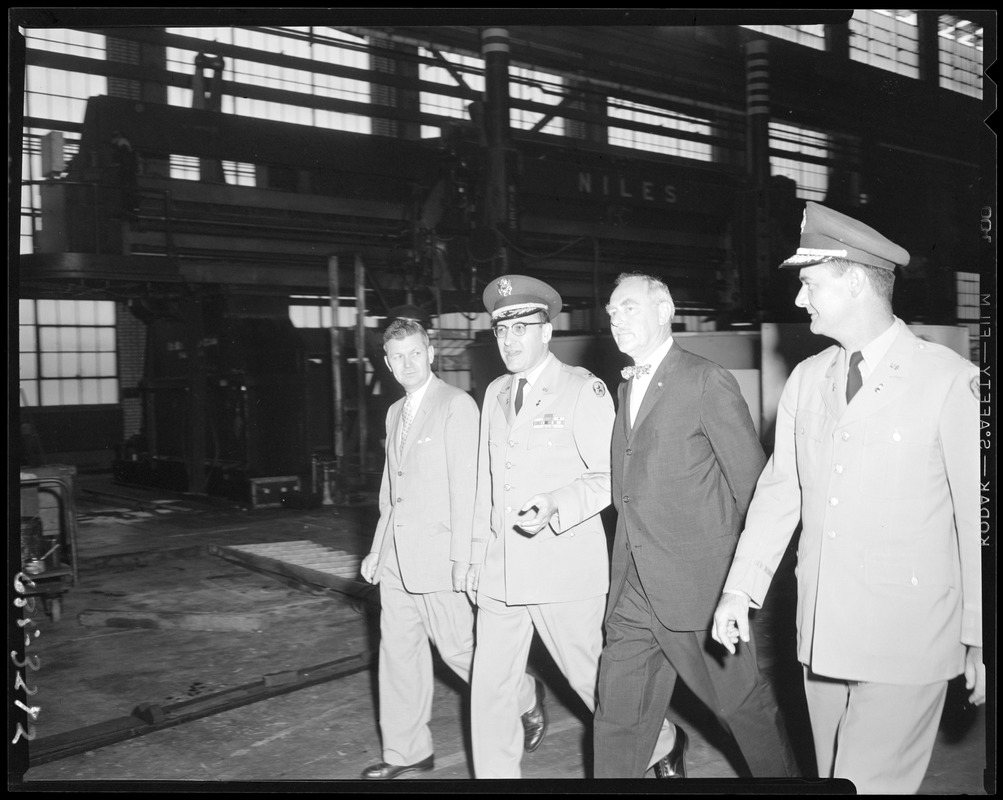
[594,556,798,778]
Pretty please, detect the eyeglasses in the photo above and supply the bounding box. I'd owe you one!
[492,321,547,339]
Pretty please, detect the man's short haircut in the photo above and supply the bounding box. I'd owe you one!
[826,258,896,303]
[383,318,430,350]
[614,272,676,318]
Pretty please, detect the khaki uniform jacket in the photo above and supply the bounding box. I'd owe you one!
[470,353,614,605]
[369,375,480,593]
[725,321,982,684]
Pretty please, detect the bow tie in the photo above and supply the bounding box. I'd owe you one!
[621,364,652,380]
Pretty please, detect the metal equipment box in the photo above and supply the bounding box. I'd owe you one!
[249,475,301,509]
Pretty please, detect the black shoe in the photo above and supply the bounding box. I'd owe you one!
[652,727,687,779]
[521,678,548,752]
[361,754,434,780]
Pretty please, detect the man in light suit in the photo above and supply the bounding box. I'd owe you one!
[464,275,616,778]
[712,202,985,793]
[358,318,481,780]
[594,273,799,779]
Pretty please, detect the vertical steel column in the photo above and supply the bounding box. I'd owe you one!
[328,255,344,463]
[183,292,207,493]
[354,255,368,474]
[481,27,512,276]
[745,39,772,317]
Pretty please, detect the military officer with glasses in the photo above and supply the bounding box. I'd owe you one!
[465,274,616,778]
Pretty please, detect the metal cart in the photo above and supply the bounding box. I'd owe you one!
[19,474,79,622]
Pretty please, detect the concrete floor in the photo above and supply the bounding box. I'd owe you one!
[11,472,992,792]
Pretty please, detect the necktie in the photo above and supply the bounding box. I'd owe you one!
[846,351,864,404]
[400,394,414,451]
[514,378,527,414]
[621,364,651,380]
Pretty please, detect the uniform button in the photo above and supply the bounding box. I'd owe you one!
[396,497,403,503]
[623,495,630,503]
[505,506,512,513]
[398,470,403,476]
[841,432,850,441]
[506,462,512,469]
[827,530,836,539]
[834,464,844,474]
[911,576,919,586]
[509,440,516,447]
[892,431,902,442]
[829,497,838,506]
[504,484,511,491]
[625,448,633,455]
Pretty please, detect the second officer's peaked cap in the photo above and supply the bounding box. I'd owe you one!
[483,275,563,321]
[780,202,910,272]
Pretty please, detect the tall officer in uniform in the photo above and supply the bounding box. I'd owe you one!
[594,272,798,780]
[465,275,615,778]
[358,319,481,780]
[712,202,985,793]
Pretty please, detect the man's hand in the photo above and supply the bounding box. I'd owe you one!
[360,553,379,585]
[517,493,558,536]
[451,560,469,592]
[711,592,751,655]
[965,646,986,706]
[464,564,482,603]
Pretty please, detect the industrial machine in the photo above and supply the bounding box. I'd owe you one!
[24,74,768,501]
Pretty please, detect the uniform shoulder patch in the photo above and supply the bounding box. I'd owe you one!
[593,380,606,397]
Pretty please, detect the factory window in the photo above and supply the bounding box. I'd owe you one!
[169,155,201,182]
[741,24,826,49]
[849,9,919,78]
[938,15,983,98]
[19,299,119,407]
[20,130,79,254]
[21,30,106,255]
[288,296,380,329]
[24,67,107,124]
[509,66,565,135]
[769,122,829,200]
[955,271,980,362]
[419,49,484,138]
[608,99,713,161]
[418,49,565,138]
[166,27,370,133]
[24,27,106,59]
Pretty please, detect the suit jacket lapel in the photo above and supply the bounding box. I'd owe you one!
[618,381,632,441]
[819,350,843,420]
[631,345,682,433]
[399,376,439,459]
[496,375,515,427]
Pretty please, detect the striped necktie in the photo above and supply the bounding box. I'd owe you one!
[400,394,414,451]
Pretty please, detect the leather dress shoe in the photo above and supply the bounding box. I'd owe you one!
[360,754,434,780]
[653,727,688,779]
[521,678,548,752]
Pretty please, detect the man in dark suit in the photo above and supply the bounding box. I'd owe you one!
[593,273,798,779]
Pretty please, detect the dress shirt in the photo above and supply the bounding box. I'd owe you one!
[629,336,674,426]
[401,375,432,449]
[851,317,901,386]
[514,354,553,414]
